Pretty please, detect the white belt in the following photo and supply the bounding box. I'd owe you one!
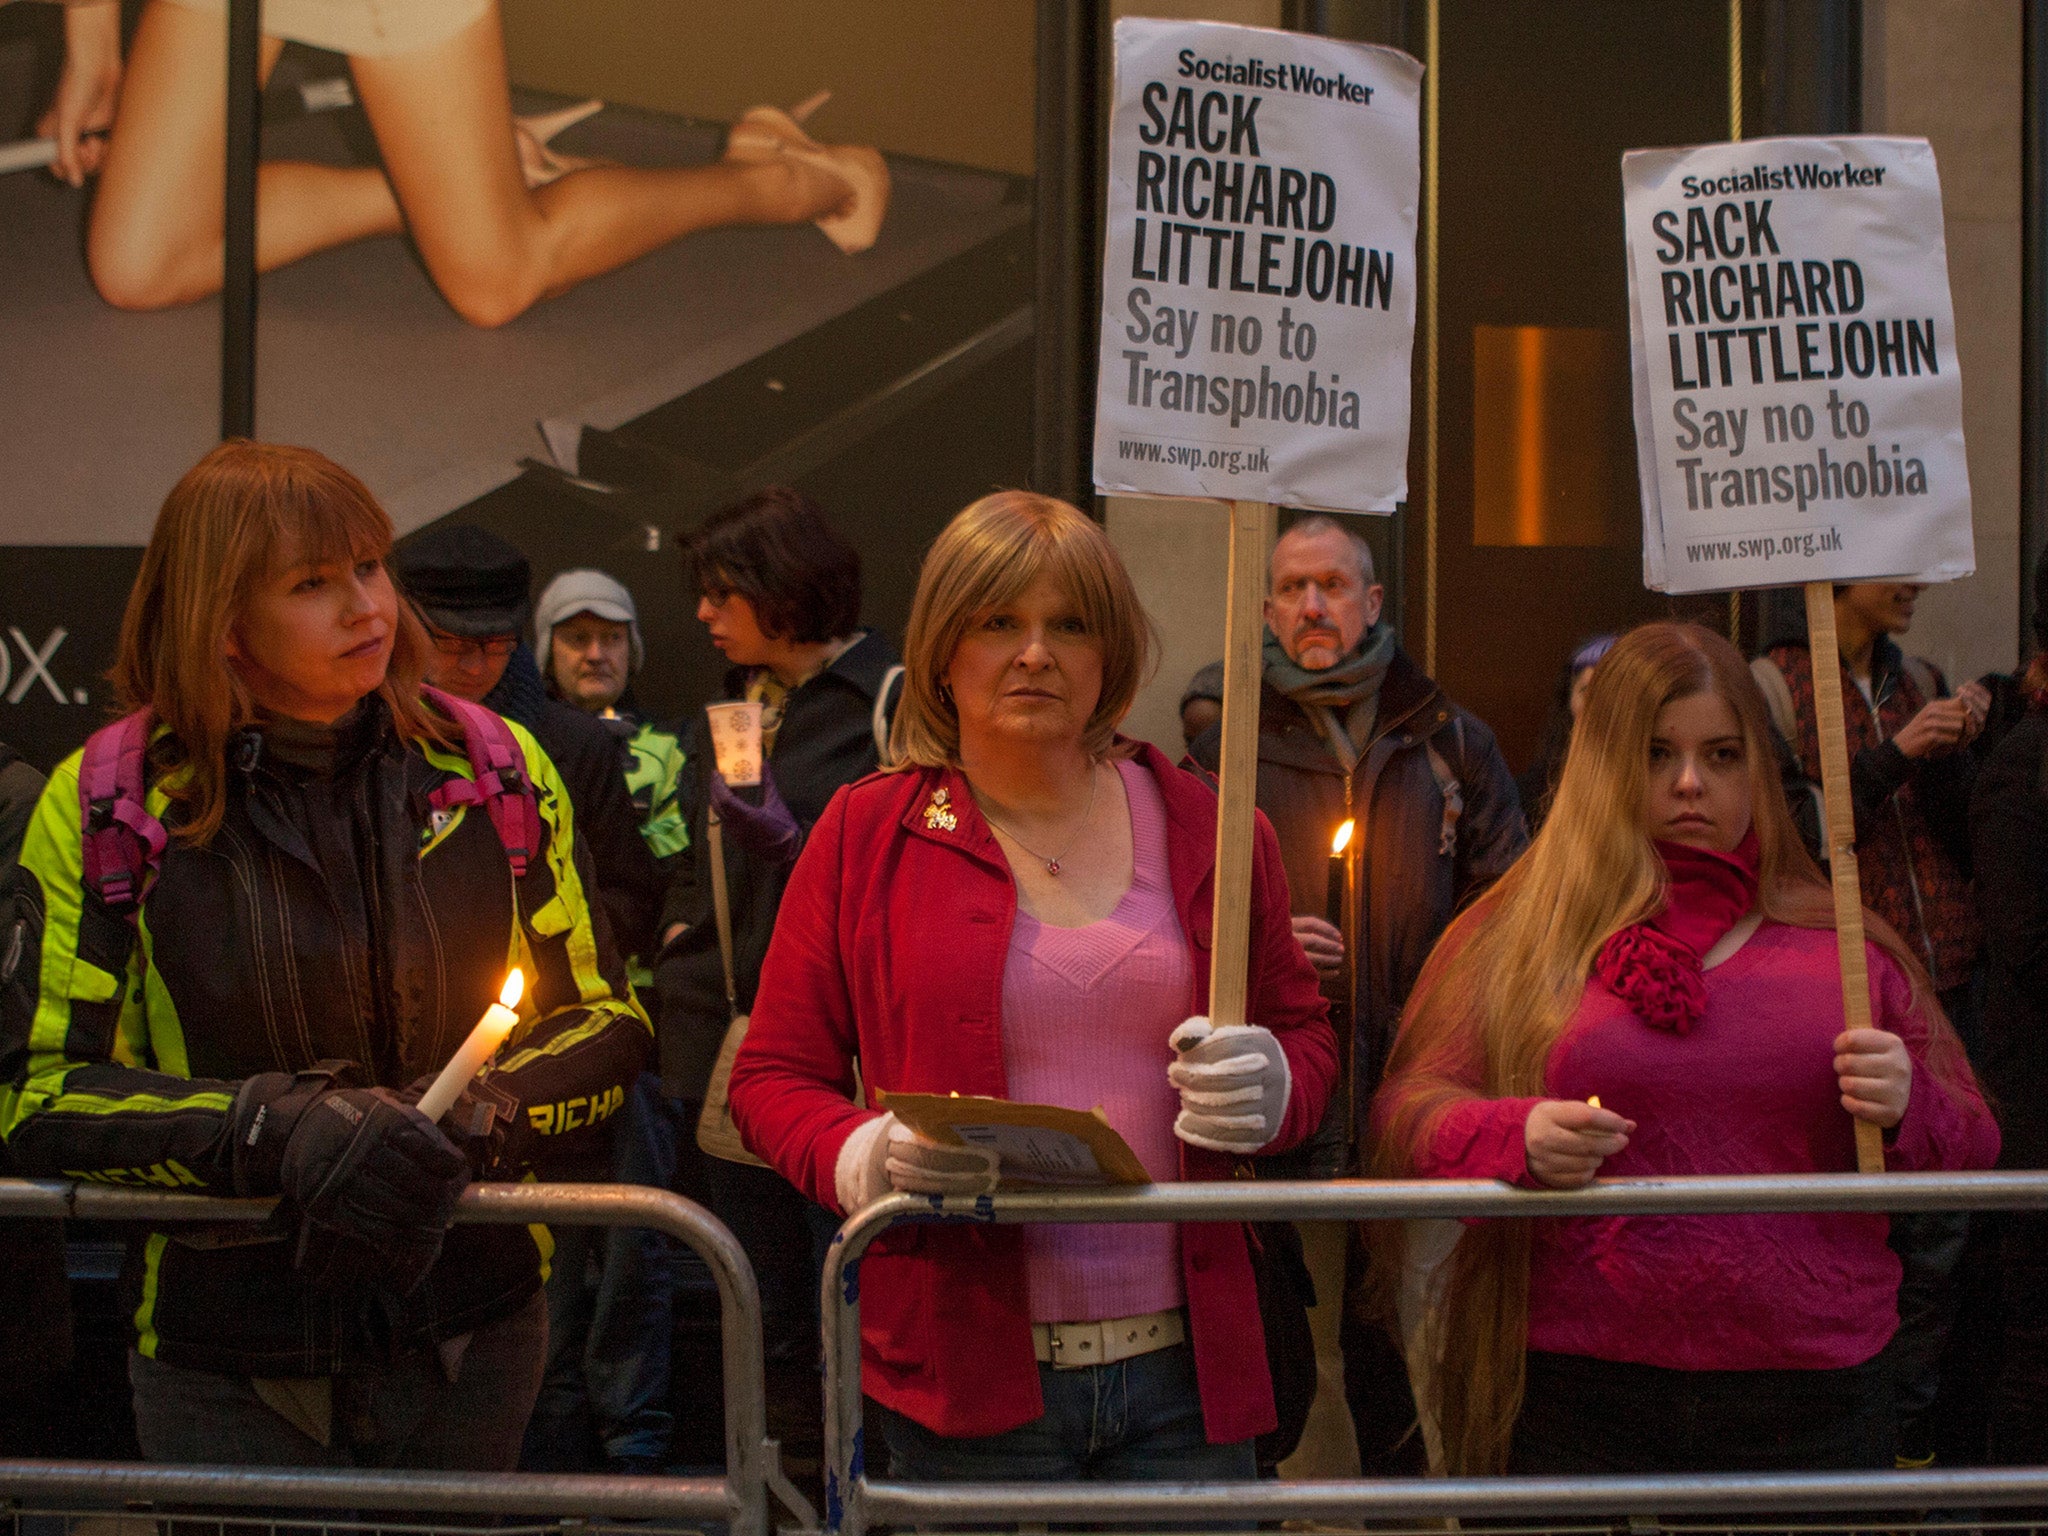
[1031,1307,1186,1370]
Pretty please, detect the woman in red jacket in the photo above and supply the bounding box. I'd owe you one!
[1372,622,1996,1478]
[727,491,1336,1482]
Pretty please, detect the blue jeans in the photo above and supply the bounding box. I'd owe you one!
[523,1073,697,1469]
[128,1290,546,1469]
[872,1341,1256,1483]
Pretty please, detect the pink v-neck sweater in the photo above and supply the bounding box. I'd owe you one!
[1001,759,1192,1323]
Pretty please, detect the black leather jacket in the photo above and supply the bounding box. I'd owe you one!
[0,698,651,1376]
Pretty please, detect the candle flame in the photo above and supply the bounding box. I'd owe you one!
[1331,819,1355,856]
[1587,1095,1601,1110]
[500,969,525,1009]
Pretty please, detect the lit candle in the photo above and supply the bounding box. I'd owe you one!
[416,970,525,1123]
[1587,1095,1601,1111]
[1326,819,1355,931]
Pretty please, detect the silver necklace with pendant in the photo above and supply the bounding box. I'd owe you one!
[980,766,1099,876]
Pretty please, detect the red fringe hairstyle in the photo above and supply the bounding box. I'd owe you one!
[112,440,442,845]
[1369,621,1972,1474]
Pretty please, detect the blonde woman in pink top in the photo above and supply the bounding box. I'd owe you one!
[1372,622,1996,1478]
[731,493,1337,1482]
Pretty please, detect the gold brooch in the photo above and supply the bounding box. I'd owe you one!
[923,786,958,832]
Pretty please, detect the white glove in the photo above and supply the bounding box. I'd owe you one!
[833,1111,1002,1212]
[1168,1016,1291,1154]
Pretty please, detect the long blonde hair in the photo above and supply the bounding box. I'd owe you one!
[1371,621,1962,1474]
[891,492,1154,767]
[112,440,442,845]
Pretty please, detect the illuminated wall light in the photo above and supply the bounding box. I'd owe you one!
[1473,325,1626,548]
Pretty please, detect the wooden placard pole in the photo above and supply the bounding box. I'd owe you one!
[1803,581,1888,1175]
[1208,499,1280,1027]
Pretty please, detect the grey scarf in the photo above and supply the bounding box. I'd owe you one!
[1263,623,1398,772]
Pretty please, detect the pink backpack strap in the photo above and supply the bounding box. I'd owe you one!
[421,686,543,879]
[78,709,168,918]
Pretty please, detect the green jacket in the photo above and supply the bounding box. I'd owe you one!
[0,699,651,1376]
[622,716,689,860]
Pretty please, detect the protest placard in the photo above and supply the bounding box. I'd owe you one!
[1089,21,1421,1032]
[1624,135,1974,594]
[1091,17,1421,512]
[1624,134,1976,1172]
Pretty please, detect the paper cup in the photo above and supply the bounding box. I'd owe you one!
[705,701,764,786]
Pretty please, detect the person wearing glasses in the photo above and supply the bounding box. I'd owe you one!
[393,524,666,975]
[392,523,670,1471]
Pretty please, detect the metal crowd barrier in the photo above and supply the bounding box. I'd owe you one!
[0,1178,795,1536]
[820,1171,2048,1535]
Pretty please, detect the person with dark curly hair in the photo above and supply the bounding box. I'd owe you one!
[653,485,902,1478]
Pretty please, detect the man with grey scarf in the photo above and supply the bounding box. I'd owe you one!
[1187,514,1525,1479]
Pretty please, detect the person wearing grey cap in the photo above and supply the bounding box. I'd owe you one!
[528,567,694,1475]
[535,570,690,877]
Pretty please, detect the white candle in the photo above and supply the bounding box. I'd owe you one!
[417,970,524,1122]
[0,140,58,178]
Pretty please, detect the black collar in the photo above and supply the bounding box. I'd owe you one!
[720,628,901,703]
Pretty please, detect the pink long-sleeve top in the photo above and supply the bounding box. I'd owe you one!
[1387,921,1999,1371]
[1002,758,1191,1322]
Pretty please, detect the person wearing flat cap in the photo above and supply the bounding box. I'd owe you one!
[392,525,675,1473]
[391,525,667,972]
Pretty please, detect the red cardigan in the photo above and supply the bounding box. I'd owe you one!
[728,742,1337,1443]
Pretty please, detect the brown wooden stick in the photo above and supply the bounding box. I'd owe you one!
[1803,581,1888,1174]
[1208,500,1278,1027]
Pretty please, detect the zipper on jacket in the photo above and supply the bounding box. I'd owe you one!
[352,770,401,1083]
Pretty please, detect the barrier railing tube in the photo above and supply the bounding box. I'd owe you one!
[0,1178,771,1536]
[820,1172,2048,1536]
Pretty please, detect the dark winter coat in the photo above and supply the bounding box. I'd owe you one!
[1189,642,1526,1158]
[1760,638,1978,991]
[655,630,900,1099]
[0,698,651,1376]
[0,747,42,891]
[1972,710,2048,1167]
[0,746,69,1391]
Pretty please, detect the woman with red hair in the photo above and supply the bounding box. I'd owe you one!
[0,440,649,1468]
[1373,621,1996,1477]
